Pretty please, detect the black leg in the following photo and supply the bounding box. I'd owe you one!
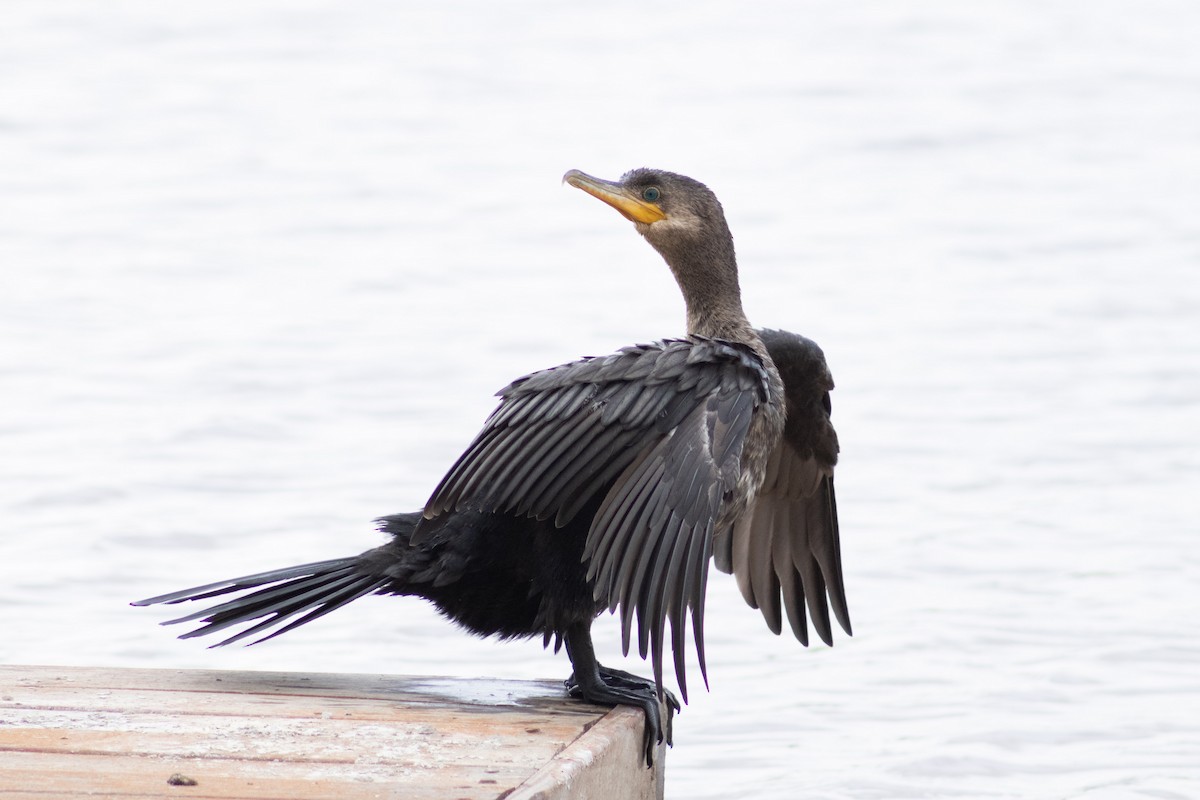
[563,622,677,768]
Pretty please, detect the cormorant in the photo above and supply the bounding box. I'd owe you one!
[133,168,851,767]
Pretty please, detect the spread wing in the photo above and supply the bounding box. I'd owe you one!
[714,328,852,646]
[421,337,773,698]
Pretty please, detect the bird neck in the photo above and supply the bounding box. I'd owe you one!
[684,290,756,343]
[659,238,758,346]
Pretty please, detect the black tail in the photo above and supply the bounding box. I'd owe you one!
[132,558,391,647]
[133,512,421,645]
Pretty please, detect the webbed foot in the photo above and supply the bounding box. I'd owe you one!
[565,664,679,767]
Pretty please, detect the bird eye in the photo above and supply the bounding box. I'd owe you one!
[642,187,660,202]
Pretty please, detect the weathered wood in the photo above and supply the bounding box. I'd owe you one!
[0,665,664,800]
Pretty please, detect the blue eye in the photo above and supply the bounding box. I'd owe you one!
[642,187,660,202]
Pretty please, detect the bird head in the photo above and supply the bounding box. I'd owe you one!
[563,168,734,262]
[564,167,747,339]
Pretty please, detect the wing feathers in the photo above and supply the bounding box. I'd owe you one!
[727,440,851,648]
[419,336,776,697]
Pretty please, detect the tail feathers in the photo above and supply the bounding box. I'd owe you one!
[132,558,389,647]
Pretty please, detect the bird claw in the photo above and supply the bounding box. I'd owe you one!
[565,665,678,767]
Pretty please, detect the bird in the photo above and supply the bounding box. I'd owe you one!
[133,168,851,767]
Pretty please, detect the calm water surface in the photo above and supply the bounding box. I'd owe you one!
[2,2,1198,798]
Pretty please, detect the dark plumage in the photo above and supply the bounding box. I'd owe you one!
[133,168,851,767]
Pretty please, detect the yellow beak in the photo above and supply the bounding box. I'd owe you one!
[563,169,667,224]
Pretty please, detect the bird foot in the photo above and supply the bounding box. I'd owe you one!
[565,665,680,767]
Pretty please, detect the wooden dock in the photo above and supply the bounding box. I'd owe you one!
[0,664,664,799]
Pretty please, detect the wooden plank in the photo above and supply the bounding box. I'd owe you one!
[0,665,664,800]
[509,707,665,800]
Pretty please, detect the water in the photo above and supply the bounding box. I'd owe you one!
[2,2,1198,797]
